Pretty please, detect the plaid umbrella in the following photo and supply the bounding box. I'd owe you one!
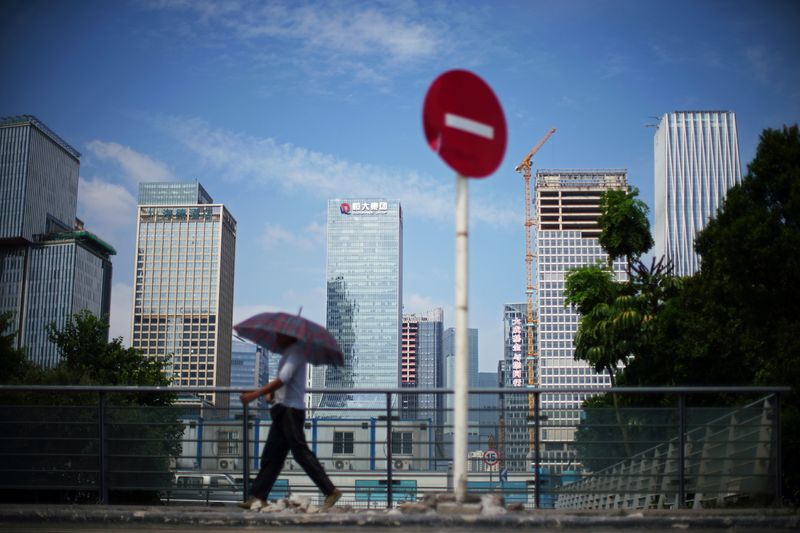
[234,312,344,366]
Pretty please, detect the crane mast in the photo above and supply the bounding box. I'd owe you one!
[515,127,556,454]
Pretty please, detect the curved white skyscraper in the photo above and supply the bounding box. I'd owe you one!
[654,111,742,276]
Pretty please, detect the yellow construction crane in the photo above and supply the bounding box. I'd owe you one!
[515,127,556,453]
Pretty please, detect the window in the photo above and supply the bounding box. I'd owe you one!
[217,430,239,456]
[391,431,413,455]
[333,431,354,454]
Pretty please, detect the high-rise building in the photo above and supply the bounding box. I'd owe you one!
[230,336,269,411]
[313,198,402,413]
[400,309,444,455]
[534,169,628,472]
[443,326,480,453]
[0,115,114,367]
[476,371,500,453]
[131,182,236,406]
[501,302,533,471]
[654,111,742,276]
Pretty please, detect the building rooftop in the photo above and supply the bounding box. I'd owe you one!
[0,114,81,160]
[41,230,117,256]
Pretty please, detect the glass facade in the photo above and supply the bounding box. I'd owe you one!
[314,198,402,413]
[21,237,113,366]
[0,116,79,243]
[0,115,112,366]
[131,183,236,406]
[138,182,212,206]
[230,336,269,410]
[654,111,741,276]
[534,169,628,472]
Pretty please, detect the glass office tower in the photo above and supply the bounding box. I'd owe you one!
[654,111,742,276]
[535,169,627,472]
[0,115,113,366]
[131,182,236,406]
[230,336,269,410]
[0,115,78,243]
[443,326,480,456]
[314,198,402,413]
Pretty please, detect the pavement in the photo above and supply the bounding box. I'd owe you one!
[0,503,798,531]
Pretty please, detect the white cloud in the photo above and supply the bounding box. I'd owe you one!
[108,282,133,347]
[147,0,441,65]
[77,177,137,233]
[158,116,518,227]
[86,140,174,186]
[404,293,443,314]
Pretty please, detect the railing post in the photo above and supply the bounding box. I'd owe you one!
[773,393,782,507]
[99,391,108,504]
[534,390,541,509]
[386,392,393,509]
[242,401,250,501]
[678,393,686,508]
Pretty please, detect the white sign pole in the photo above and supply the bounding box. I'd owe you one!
[454,174,469,503]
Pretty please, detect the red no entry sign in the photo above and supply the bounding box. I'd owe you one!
[423,70,507,178]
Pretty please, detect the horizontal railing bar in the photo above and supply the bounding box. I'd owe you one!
[0,385,791,394]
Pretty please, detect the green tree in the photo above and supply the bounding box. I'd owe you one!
[0,311,30,384]
[1,311,181,504]
[673,125,800,501]
[598,187,654,271]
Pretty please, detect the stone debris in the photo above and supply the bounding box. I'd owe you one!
[397,501,433,514]
[254,492,517,516]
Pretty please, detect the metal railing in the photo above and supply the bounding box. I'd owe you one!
[0,385,789,508]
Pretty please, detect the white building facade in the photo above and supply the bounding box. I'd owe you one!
[654,111,742,277]
[535,169,628,472]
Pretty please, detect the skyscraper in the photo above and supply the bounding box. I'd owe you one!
[501,302,533,471]
[314,198,402,413]
[443,326,479,453]
[535,169,628,472]
[131,182,236,406]
[654,111,742,276]
[230,336,269,410]
[400,309,444,454]
[0,115,114,367]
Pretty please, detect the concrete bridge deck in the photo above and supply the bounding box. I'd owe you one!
[0,504,797,531]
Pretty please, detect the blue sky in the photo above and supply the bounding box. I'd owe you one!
[1,0,798,372]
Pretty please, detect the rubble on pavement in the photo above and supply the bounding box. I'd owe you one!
[252,492,516,516]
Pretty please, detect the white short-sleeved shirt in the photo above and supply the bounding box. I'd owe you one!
[274,344,307,410]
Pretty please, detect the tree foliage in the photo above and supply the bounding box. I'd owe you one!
[598,187,654,269]
[1,311,181,503]
[569,125,800,502]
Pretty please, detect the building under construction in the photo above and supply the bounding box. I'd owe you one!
[534,169,628,472]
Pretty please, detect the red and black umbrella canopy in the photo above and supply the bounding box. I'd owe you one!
[234,312,344,367]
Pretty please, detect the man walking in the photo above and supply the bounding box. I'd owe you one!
[238,334,342,510]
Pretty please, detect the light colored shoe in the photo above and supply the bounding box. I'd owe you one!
[323,488,342,509]
[238,496,265,510]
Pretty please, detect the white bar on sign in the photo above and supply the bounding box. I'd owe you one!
[445,113,494,140]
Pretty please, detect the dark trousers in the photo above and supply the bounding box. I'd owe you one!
[250,403,335,500]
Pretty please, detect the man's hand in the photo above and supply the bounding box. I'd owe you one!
[239,391,257,405]
[265,391,274,404]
